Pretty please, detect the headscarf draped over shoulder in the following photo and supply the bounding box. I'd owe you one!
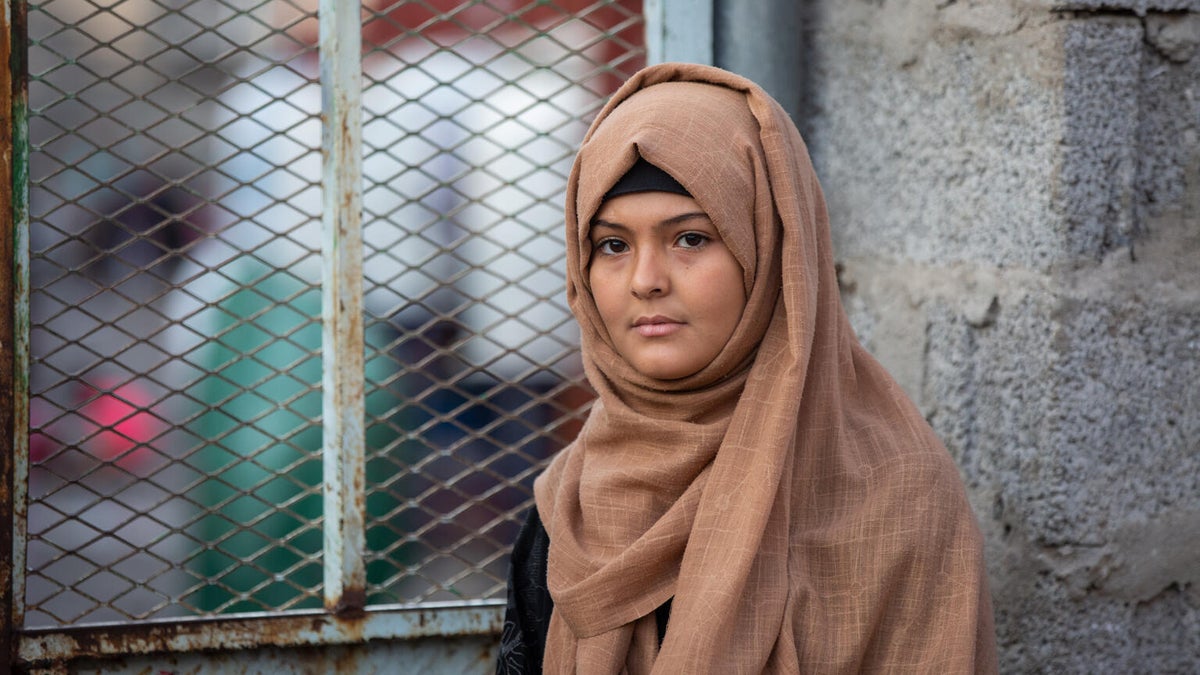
[533,62,997,674]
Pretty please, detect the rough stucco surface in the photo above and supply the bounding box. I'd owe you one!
[805,0,1200,672]
[1053,0,1200,13]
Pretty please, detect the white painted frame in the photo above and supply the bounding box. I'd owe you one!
[644,0,715,65]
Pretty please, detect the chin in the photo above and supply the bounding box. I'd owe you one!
[631,360,699,381]
[618,344,710,380]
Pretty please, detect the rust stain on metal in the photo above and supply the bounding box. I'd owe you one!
[478,637,499,665]
[17,603,507,665]
[330,586,367,619]
[319,0,366,617]
[3,2,30,672]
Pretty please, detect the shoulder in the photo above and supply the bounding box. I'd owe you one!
[801,407,983,557]
[841,399,972,512]
[869,424,980,546]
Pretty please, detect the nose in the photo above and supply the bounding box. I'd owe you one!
[630,248,668,298]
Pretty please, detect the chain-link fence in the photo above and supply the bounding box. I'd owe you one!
[26,0,643,629]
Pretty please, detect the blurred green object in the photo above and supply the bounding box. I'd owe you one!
[187,258,412,613]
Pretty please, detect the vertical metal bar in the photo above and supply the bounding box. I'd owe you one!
[644,0,713,65]
[2,0,28,667]
[713,0,806,120]
[319,0,366,614]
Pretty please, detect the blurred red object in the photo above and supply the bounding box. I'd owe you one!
[30,377,163,470]
[77,377,162,470]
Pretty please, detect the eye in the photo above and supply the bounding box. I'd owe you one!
[594,238,629,255]
[676,232,709,249]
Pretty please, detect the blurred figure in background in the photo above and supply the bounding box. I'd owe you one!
[181,2,603,610]
[27,0,637,622]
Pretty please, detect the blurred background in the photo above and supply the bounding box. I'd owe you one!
[27,0,643,626]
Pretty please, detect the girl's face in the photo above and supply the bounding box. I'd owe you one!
[588,191,746,380]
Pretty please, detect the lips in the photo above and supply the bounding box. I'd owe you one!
[632,315,684,337]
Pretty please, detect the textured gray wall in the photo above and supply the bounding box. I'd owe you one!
[802,1,1200,672]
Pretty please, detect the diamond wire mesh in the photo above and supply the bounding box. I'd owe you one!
[25,0,643,628]
[358,1,644,604]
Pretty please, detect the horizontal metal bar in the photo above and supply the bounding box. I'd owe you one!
[17,600,505,665]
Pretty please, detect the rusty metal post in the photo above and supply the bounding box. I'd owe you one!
[319,0,367,615]
[1,0,28,669]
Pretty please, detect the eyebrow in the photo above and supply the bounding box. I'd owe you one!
[590,211,710,233]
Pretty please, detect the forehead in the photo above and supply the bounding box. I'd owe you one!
[591,191,707,228]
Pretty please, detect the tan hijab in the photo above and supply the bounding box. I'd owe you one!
[533,63,997,674]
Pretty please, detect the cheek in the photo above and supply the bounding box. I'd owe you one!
[588,266,622,327]
[713,290,747,337]
[696,260,747,330]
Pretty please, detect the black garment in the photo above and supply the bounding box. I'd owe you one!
[497,507,553,674]
[496,508,672,674]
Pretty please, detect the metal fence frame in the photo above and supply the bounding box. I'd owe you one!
[4,0,30,669]
[0,0,703,669]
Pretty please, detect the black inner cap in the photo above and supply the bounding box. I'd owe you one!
[602,157,690,200]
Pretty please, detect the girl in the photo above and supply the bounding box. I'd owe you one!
[497,62,997,674]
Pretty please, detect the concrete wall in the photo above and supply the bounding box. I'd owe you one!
[801,1,1200,671]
